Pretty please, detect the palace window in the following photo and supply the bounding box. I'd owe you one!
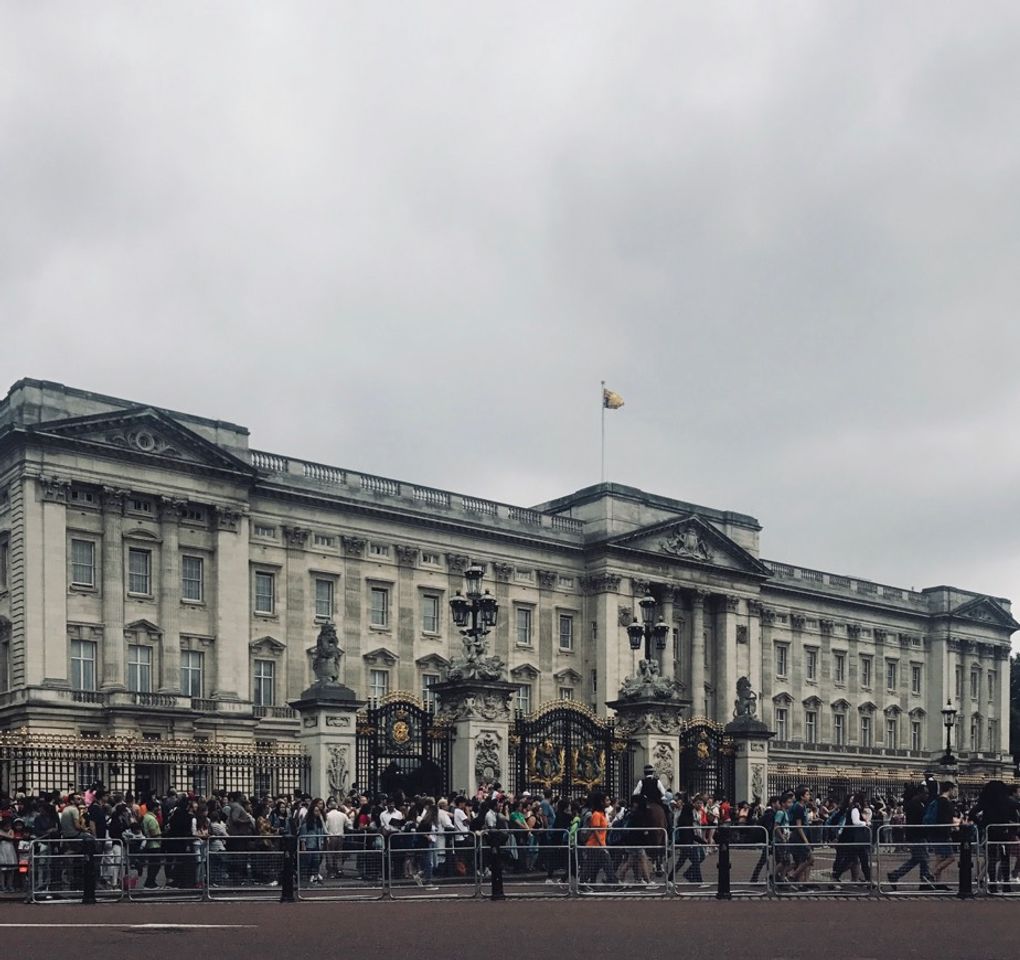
[422,594,440,633]
[71,639,97,691]
[911,720,923,752]
[955,665,964,701]
[805,648,817,681]
[989,719,998,749]
[369,669,390,700]
[181,556,204,602]
[314,578,334,620]
[559,687,574,700]
[970,717,981,752]
[885,716,898,749]
[860,715,873,747]
[181,650,204,698]
[988,671,997,702]
[127,644,152,693]
[516,607,533,646]
[422,673,441,712]
[559,615,574,652]
[833,652,846,684]
[833,712,846,746]
[370,543,390,558]
[128,548,152,595]
[253,525,276,539]
[774,707,788,740]
[0,538,8,591]
[774,644,788,678]
[804,710,817,743]
[253,659,275,707]
[516,683,532,715]
[254,572,275,614]
[70,539,96,588]
[421,552,441,566]
[369,587,390,627]
[313,533,335,548]
[885,660,898,692]
[911,664,922,696]
[971,669,980,701]
[860,656,873,689]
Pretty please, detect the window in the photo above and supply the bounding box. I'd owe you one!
[775,644,788,678]
[774,707,788,740]
[314,578,334,619]
[885,716,898,749]
[558,576,575,589]
[988,671,996,702]
[833,652,846,684]
[254,525,276,538]
[130,498,153,514]
[369,587,389,627]
[911,664,922,696]
[127,644,152,693]
[559,615,574,651]
[370,543,389,558]
[254,571,275,614]
[181,556,204,602]
[182,507,205,523]
[313,533,335,548]
[833,713,846,746]
[860,715,873,747]
[989,719,998,748]
[422,673,441,712]
[805,649,817,681]
[181,650,204,697]
[860,656,872,688]
[70,487,96,505]
[516,683,532,714]
[127,548,151,595]
[956,665,964,701]
[516,607,533,646]
[253,659,275,707]
[558,687,574,700]
[70,639,97,691]
[911,720,922,752]
[422,594,440,633]
[0,538,8,590]
[70,539,96,587]
[804,710,817,743]
[369,669,389,699]
[971,669,980,701]
[970,717,981,752]
[515,568,533,582]
[886,660,898,692]
[421,552,441,566]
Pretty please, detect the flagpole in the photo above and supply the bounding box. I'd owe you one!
[600,380,606,484]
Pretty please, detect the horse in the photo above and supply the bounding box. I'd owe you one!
[625,796,671,879]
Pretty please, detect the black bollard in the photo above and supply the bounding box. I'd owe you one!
[489,835,505,901]
[958,833,974,900]
[716,825,732,900]
[82,836,97,905]
[280,837,296,903]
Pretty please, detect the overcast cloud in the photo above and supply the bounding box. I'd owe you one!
[3,1,1020,606]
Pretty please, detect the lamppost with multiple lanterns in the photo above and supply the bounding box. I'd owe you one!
[940,698,958,768]
[449,565,498,657]
[626,593,670,662]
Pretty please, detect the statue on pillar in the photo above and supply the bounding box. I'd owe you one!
[733,676,758,719]
[312,622,343,684]
[618,658,686,703]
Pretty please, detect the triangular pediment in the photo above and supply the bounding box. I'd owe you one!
[250,635,286,654]
[950,596,1020,631]
[125,619,162,638]
[510,662,540,680]
[27,407,253,475]
[607,514,770,577]
[553,668,582,683]
[415,653,451,670]
[362,646,399,665]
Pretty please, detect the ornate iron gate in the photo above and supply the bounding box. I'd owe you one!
[356,693,453,798]
[511,700,629,799]
[677,719,736,800]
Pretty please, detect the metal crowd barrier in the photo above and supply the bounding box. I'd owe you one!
[574,827,669,897]
[773,825,874,896]
[14,824,1020,902]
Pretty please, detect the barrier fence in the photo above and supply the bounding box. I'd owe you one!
[11,826,1020,902]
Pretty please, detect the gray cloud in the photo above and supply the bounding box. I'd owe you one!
[3,1,1020,606]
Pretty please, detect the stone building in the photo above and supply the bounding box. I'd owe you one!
[0,378,1014,788]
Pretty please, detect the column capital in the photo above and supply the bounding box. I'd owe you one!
[723,594,741,613]
[760,606,777,625]
[631,578,652,596]
[158,496,188,522]
[283,525,311,548]
[214,505,245,532]
[580,574,621,594]
[690,587,710,608]
[492,562,514,582]
[536,569,557,590]
[342,536,367,558]
[394,544,418,566]
[38,476,70,503]
[445,552,471,572]
[102,486,130,513]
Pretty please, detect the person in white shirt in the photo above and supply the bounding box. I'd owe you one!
[324,801,351,879]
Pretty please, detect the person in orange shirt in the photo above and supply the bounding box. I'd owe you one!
[580,791,617,887]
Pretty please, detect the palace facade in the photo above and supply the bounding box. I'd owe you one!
[0,378,1014,785]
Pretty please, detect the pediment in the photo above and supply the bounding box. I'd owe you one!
[831,698,851,711]
[27,407,254,475]
[802,695,822,708]
[883,704,901,717]
[362,646,399,665]
[950,596,1020,631]
[250,635,286,654]
[608,514,770,577]
[415,653,451,670]
[510,662,540,680]
[858,701,877,714]
[125,619,161,639]
[553,668,582,683]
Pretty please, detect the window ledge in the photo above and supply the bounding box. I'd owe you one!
[253,612,279,621]
[421,631,441,639]
[515,642,534,649]
[369,624,391,631]
[181,599,206,607]
[69,584,98,594]
[557,648,575,656]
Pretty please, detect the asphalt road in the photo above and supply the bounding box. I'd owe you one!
[0,900,1017,960]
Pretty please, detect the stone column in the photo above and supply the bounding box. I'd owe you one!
[342,537,367,692]
[101,487,128,689]
[725,715,773,804]
[658,589,674,680]
[434,679,516,795]
[537,570,557,702]
[212,507,248,701]
[690,588,708,717]
[584,574,622,716]
[395,545,419,693]
[35,477,70,685]
[291,682,364,800]
[283,526,311,700]
[716,595,740,725]
[608,696,685,791]
[158,497,185,693]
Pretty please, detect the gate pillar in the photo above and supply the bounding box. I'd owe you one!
[724,677,774,803]
[291,680,364,800]
[433,679,516,795]
[607,697,686,794]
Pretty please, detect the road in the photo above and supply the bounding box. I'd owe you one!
[0,899,1016,960]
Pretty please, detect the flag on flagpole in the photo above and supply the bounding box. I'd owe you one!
[602,387,624,409]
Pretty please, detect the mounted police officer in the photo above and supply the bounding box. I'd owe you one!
[633,764,668,802]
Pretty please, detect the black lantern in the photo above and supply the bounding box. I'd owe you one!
[940,698,958,766]
[627,591,671,662]
[449,564,499,660]
[627,619,645,650]
[479,591,498,627]
[450,591,471,627]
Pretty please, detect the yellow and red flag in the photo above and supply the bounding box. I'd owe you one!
[602,387,624,410]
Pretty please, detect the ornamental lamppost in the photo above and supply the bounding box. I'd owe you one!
[626,593,670,663]
[940,698,958,767]
[449,565,498,656]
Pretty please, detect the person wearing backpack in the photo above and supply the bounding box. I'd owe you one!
[887,783,936,890]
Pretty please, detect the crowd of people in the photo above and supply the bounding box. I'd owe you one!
[1,766,1018,897]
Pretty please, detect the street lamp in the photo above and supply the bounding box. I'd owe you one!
[626,593,670,663]
[940,698,958,767]
[449,565,498,654]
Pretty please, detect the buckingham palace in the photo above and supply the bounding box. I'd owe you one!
[0,377,1015,792]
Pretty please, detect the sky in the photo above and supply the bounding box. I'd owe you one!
[3,2,1020,605]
